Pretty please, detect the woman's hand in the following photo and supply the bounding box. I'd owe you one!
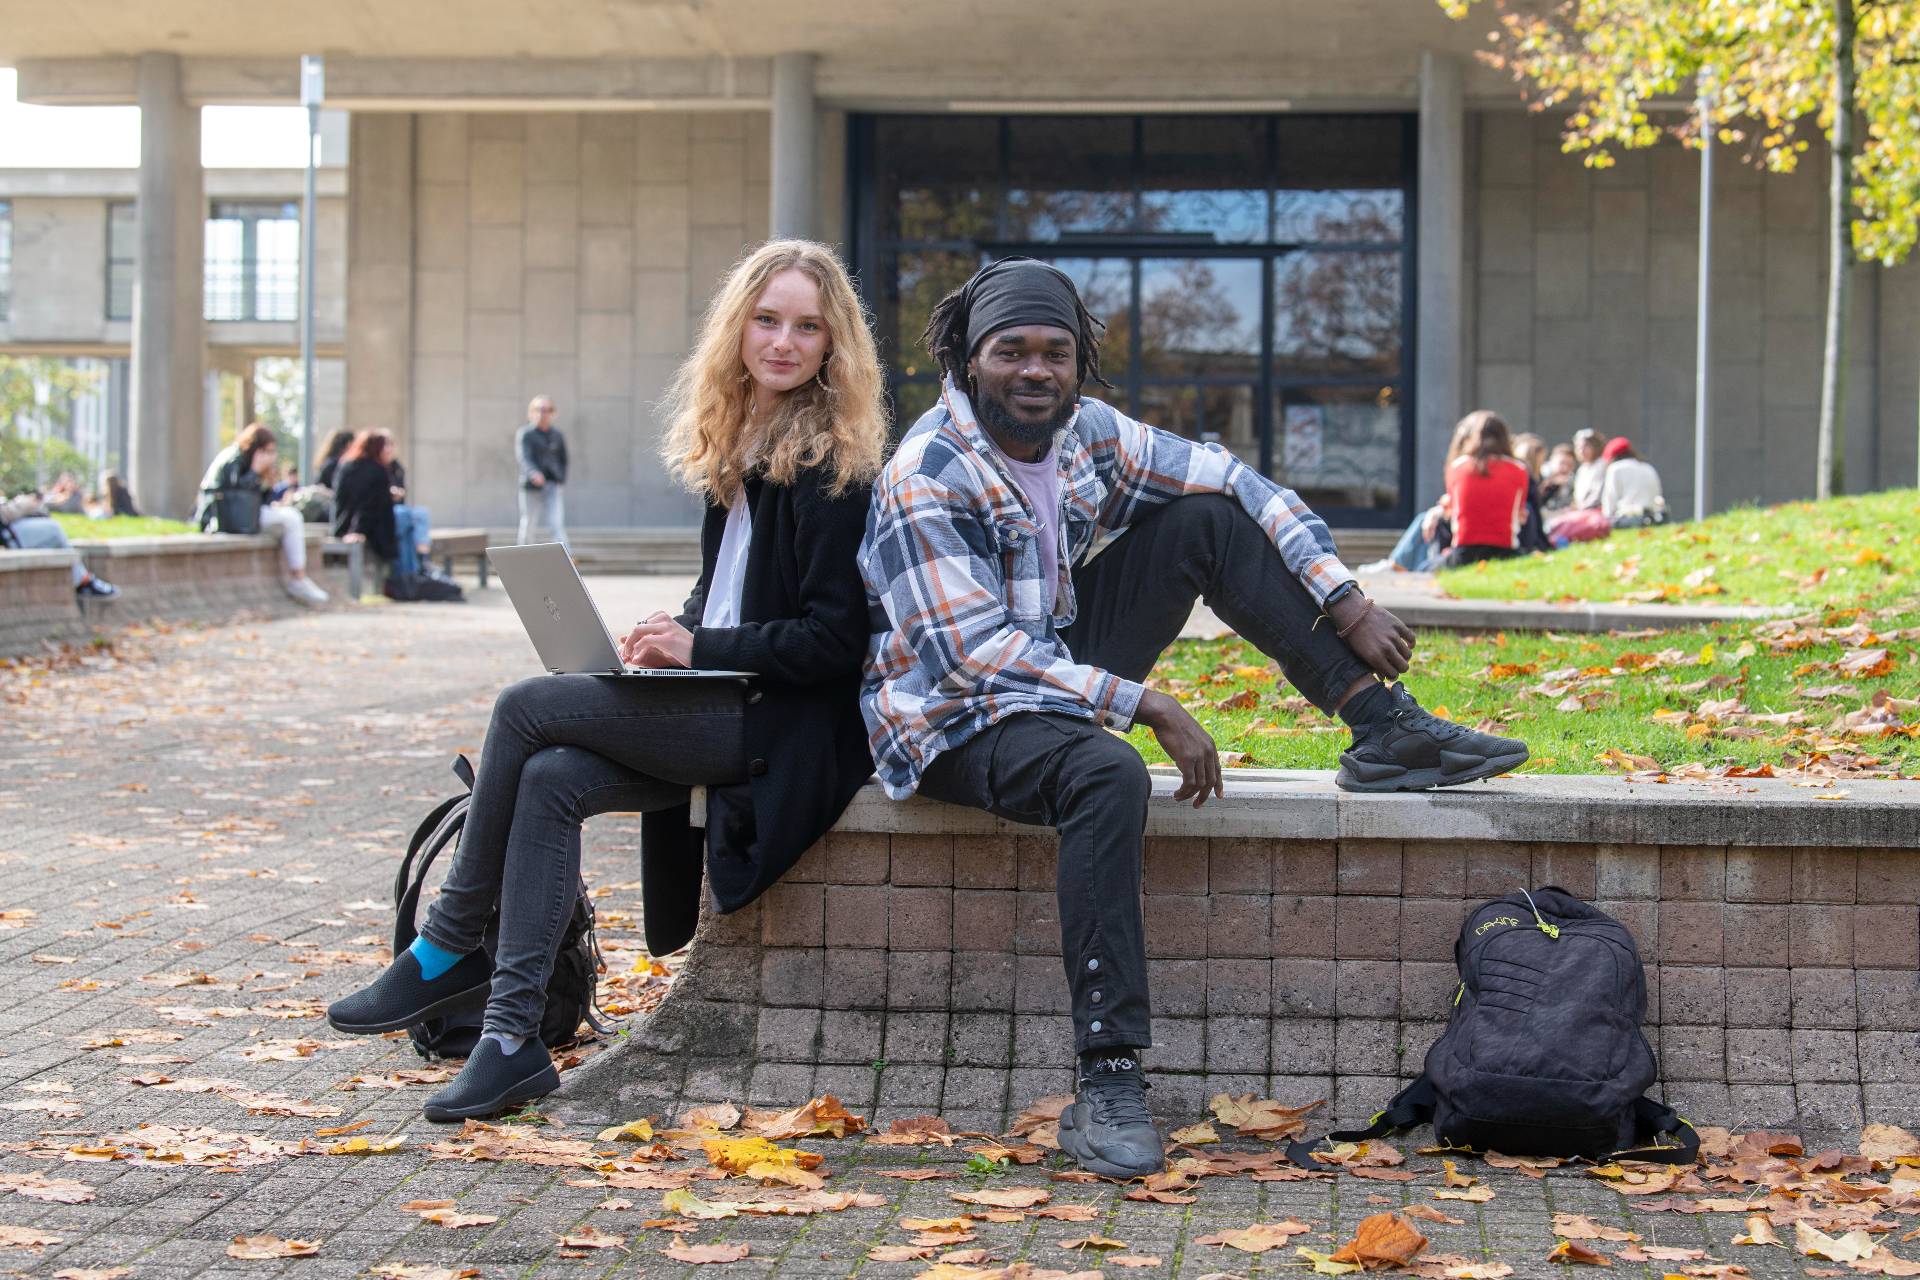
[619,611,694,668]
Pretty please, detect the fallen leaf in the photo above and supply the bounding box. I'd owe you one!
[325,1134,406,1156]
[598,1119,655,1142]
[1330,1212,1429,1269]
[1552,1214,1639,1243]
[415,1209,499,1230]
[1798,1223,1878,1263]
[366,1267,480,1280]
[1209,1093,1323,1141]
[1546,1240,1610,1266]
[744,1094,866,1139]
[557,1225,627,1250]
[1195,1221,1312,1253]
[52,1269,136,1280]
[661,1189,743,1220]
[1862,1126,1920,1165]
[1058,1236,1128,1252]
[1733,1215,1783,1247]
[1170,1122,1221,1145]
[953,1188,1052,1209]
[1402,1205,1465,1225]
[1434,1185,1495,1203]
[1108,1256,1162,1268]
[1296,1247,1363,1275]
[227,1234,322,1259]
[0,1225,61,1250]
[663,1241,750,1264]
[869,1245,938,1262]
[679,1102,742,1131]
[1443,1266,1514,1280]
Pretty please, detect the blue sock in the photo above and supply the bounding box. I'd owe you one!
[408,935,467,980]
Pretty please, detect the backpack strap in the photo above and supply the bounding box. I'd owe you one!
[1284,1075,1438,1167]
[1611,1096,1700,1166]
[391,755,477,953]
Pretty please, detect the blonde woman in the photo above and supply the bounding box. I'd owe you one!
[328,240,888,1119]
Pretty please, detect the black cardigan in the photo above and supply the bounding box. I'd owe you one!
[331,457,399,563]
[636,465,876,954]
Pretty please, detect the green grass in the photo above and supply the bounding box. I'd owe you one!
[1130,599,1920,778]
[1435,488,1920,610]
[52,513,198,539]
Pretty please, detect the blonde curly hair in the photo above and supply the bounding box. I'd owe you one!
[661,239,888,503]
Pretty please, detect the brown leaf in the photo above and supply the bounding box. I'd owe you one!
[1733,1215,1783,1247]
[366,1267,480,1280]
[1330,1212,1429,1269]
[1402,1205,1465,1225]
[416,1209,499,1229]
[873,1168,958,1181]
[1545,1240,1610,1266]
[1209,1093,1323,1141]
[869,1116,957,1147]
[663,1241,751,1264]
[679,1102,742,1131]
[1108,1256,1163,1268]
[1194,1221,1312,1253]
[1551,1214,1639,1243]
[1057,1236,1128,1252]
[1617,1245,1709,1262]
[557,1225,627,1249]
[227,1235,322,1259]
[0,1225,61,1250]
[1434,1185,1495,1203]
[744,1094,866,1139]
[952,1187,1052,1209]
[869,1245,939,1262]
[1010,1095,1072,1137]
[53,1270,136,1280]
[1032,1204,1102,1222]
[1862,1126,1920,1165]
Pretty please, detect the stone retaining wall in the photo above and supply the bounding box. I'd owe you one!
[557,774,1920,1136]
[1,531,354,655]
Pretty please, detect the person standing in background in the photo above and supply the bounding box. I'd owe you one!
[516,396,569,549]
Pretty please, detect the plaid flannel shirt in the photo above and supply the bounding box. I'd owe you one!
[858,378,1354,798]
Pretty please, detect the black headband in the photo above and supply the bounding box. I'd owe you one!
[961,257,1083,361]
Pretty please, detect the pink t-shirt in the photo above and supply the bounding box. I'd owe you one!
[989,441,1063,614]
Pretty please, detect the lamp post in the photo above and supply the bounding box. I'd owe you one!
[1693,75,1714,523]
[298,55,323,482]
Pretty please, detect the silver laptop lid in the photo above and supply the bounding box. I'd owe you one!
[487,543,627,674]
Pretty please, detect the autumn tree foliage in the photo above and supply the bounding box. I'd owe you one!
[1439,0,1920,501]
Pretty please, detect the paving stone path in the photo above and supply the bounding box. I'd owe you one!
[0,585,1899,1280]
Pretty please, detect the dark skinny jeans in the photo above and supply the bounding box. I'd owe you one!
[917,494,1370,1055]
[419,674,746,1038]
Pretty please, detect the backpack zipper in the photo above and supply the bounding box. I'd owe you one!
[1519,888,1561,940]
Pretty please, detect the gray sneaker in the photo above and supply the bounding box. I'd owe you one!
[1056,1052,1165,1179]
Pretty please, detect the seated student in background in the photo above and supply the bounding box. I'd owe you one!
[315,430,355,491]
[0,491,118,597]
[196,423,330,606]
[1509,431,1555,555]
[330,430,414,581]
[860,257,1529,1182]
[1539,443,1577,514]
[1569,428,1607,510]
[1438,410,1530,567]
[326,239,886,1123]
[1599,437,1667,527]
[104,471,140,518]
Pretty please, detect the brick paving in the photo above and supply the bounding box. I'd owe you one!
[0,585,1899,1279]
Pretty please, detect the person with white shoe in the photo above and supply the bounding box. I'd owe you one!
[194,423,329,606]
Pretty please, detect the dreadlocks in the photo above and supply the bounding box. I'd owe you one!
[922,271,1115,394]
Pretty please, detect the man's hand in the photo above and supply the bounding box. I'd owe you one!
[1327,588,1415,680]
[619,611,694,668]
[1135,689,1222,808]
[529,472,546,488]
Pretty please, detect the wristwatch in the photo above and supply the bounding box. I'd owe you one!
[1324,580,1362,609]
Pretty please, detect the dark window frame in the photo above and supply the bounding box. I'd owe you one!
[850,112,1419,527]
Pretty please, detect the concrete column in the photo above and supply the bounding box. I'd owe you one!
[769,53,816,240]
[129,52,205,519]
[344,113,414,443]
[1415,50,1467,507]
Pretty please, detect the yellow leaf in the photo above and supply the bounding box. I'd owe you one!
[1296,1247,1363,1275]
[1168,1122,1220,1145]
[325,1133,405,1155]
[660,1188,742,1220]
[704,1136,820,1176]
[597,1119,655,1143]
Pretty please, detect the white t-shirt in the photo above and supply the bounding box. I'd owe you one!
[700,490,753,629]
[1601,458,1665,522]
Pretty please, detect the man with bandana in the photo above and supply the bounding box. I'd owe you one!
[858,258,1528,1178]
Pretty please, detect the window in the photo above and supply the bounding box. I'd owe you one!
[0,200,12,323]
[854,113,1416,522]
[106,201,137,321]
[205,201,299,322]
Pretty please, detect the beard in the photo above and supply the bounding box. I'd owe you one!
[974,383,1076,449]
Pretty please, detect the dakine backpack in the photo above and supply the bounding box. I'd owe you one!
[1305,888,1697,1163]
[392,755,606,1059]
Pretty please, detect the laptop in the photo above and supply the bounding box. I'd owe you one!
[487,542,754,680]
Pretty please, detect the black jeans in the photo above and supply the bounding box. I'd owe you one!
[419,674,747,1038]
[918,494,1371,1055]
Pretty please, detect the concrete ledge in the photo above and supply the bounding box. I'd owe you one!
[2,531,356,654]
[563,771,1920,1135]
[795,772,1920,848]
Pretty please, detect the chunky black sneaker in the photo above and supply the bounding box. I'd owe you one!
[1336,683,1530,792]
[1056,1052,1165,1179]
[422,1036,560,1122]
[326,948,492,1034]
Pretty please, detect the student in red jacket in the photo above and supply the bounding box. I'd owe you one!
[1440,411,1531,567]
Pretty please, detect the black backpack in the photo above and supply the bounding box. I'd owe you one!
[384,570,466,604]
[1299,888,1698,1164]
[393,755,607,1059]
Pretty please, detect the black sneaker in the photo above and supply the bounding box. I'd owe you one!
[75,576,119,598]
[422,1036,559,1122]
[1336,683,1529,792]
[1056,1052,1164,1179]
[326,948,492,1034]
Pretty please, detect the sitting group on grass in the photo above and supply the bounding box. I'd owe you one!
[326,240,1530,1180]
[1367,418,1669,574]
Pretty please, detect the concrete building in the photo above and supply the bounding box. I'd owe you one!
[0,133,349,502]
[4,2,1916,529]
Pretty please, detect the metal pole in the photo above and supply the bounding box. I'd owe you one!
[299,55,324,482]
[1693,78,1714,523]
